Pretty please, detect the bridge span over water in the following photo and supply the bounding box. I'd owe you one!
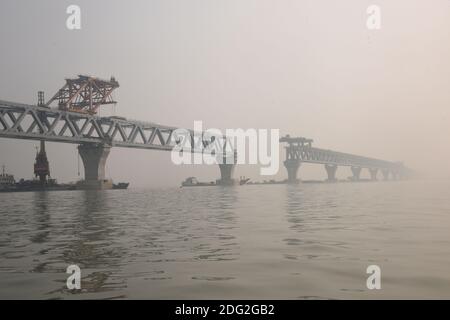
[0,76,409,188]
[280,136,409,183]
[0,99,237,188]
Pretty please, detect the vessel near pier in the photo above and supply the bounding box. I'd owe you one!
[181,177,215,187]
[0,171,76,193]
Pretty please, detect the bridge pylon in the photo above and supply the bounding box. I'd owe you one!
[216,151,237,186]
[284,159,301,184]
[369,168,378,181]
[391,171,399,180]
[77,143,112,190]
[324,164,338,182]
[350,166,362,181]
[381,169,390,181]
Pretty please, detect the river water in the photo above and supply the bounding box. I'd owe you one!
[1,180,450,299]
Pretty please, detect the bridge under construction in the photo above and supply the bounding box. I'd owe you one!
[0,76,410,189]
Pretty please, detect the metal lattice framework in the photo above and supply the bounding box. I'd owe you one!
[286,146,402,169]
[282,136,403,170]
[45,75,120,115]
[1,101,409,174]
[0,100,231,154]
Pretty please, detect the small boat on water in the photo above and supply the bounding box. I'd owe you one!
[0,166,77,193]
[181,177,215,187]
[1,143,79,193]
[1,164,129,192]
[113,182,130,190]
[0,165,16,191]
[239,176,250,185]
[180,176,251,187]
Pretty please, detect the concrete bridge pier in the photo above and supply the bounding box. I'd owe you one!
[381,169,390,181]
[324,164,338,182]
[284,159,301,183]
[369,168,379,181]
[216,152,237,186]
[391,171,399,180]
[351,166,362,181]
[217,164,236,186]
[78,143,113,190]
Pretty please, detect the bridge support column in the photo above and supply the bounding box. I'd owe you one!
[369,168,378,181]
[351,166,362,181]
[391,171,398,180]
[78,144,113,190]
[217,164,236,186]
[382,169,390,181]
[284,160,301,183]
[324,164,338,182]
[216,152,236,186]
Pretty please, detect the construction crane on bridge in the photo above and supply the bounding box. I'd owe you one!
[0,76,411,189]
[33,75,120,185]
[44,75,120,115]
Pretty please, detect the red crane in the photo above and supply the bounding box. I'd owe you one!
[34,140,50,184]
[45,75,120,115]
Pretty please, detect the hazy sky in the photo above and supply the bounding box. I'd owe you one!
[0,0,449,187]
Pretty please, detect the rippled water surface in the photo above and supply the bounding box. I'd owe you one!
[1,180,450,299]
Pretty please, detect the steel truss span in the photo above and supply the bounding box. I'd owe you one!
[286,145,402,170]
[0,100,228,153]
[1,100,408,174]
[280,135,406,173]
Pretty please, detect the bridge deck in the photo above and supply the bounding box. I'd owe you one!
[1,100,407,172]
[285,145,401,170]
[0,100,230,154]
